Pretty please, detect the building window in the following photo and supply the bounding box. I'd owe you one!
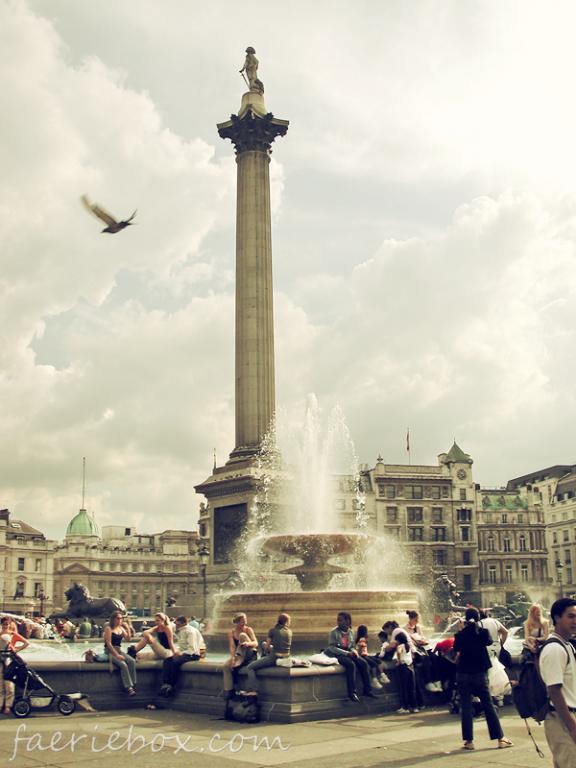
[566,568,573,584]
[405,485,423,500]
[431,487,441,500]
[563,530,570,542]
[433,550,447,566]
[408,527,424,542]
[565,550,572,564]
[432,527,447,542]
[519,535,527,552]
[501,513,508,523]
[521,565,529,582]
[505,565,513,583]
[553,532,558,544]
[407,507,423,523]
[15,581,25,598]
[459,489,467,501]
[386,507,398,523]
[463,575,472,591]
[460,527,470,542]
[17,558,25,571]
[431,507,443,523]
[503,537,511,552]
[488,567,497,584]
[34,582,42,597]
[487,536,495,552]
[35,559,42,572]
[441,486,449,499]
[457,508,472,522]
[462,551,471,565]
[385,486,396,499]
[518,514,524,523]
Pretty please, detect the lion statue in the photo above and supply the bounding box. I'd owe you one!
[52,582,125,619]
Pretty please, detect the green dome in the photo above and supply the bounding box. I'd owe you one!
[66,508,101,537]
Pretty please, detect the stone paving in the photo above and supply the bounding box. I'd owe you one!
[0,705,553,768]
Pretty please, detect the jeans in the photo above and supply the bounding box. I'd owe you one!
[107,650,137,691]
[244,653,280,692]
[162,653,200,687]
[336,654,372,696]
[222,649,257,692]
[456,671,503,742]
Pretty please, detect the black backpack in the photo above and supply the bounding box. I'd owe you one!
[512,636,572,757]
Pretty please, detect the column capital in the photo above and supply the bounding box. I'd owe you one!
[217,109,289,155]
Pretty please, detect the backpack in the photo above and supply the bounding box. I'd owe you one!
[512,636,573,758]
[225,692,260,724]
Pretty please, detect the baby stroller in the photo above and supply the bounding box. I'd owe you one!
[1,649,77,718]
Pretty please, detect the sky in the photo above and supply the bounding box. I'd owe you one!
[2,0,576,540]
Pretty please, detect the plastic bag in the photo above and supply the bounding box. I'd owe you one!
[488,656,511,697]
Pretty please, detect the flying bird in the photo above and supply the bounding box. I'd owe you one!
[81,195,137,234]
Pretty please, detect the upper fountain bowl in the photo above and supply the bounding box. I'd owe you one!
[262,532,370,561]
[262,532,372,591]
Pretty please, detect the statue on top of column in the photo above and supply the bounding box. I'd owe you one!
[240,47,264,95]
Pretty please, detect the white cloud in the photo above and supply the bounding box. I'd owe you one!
[3,1,576,538]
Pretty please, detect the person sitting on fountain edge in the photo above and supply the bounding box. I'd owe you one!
[242,613,292,695]
[325,612,375,702]
[222,613,258,698]
[159,615,205,697]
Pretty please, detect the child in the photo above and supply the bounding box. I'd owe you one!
[355,625,390,688]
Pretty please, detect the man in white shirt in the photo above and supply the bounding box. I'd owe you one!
[539,598,576,768]
[479,610,508,650]
[159,615,204,696]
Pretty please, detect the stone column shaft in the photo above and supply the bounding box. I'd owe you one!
[218,105,288,460]
[235,149,275,451]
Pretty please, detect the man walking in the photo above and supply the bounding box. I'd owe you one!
[539,597,576,767]
[159,615,204,696]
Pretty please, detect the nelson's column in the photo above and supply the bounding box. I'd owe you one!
[195,48,288,591]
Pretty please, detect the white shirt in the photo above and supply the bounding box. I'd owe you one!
[478,617,504,645]
[176,624,204,656]
[539,633,576,709]
[391,627,413,666]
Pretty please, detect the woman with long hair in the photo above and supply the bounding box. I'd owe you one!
[103,610,137,696]
[453,607,512,750]
[222,613,258,697]
[524,603,550,653]
[0,616,30,714]
[128,613,175,660]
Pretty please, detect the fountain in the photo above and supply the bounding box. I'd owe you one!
[211,396,420,649]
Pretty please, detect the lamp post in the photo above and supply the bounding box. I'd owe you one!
[198,544,210,619]
[555,558,564,599]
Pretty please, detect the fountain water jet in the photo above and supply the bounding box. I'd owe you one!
[211,397,420,649]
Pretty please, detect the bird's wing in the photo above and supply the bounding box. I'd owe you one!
[124,210,137,224]
[80,195,118,226]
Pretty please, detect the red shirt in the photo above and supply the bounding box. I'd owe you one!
[434,637,455,655]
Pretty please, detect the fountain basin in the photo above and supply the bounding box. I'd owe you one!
[212,588,420,650]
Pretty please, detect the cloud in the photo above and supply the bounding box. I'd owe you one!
[4,1,576,539]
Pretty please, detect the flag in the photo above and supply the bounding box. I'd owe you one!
[406,428,410,453]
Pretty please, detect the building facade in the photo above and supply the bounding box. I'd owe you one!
[507,465,576,597]
[330,443,481,602]
[52,508,201,616]
[0,508,56,615]
[475,488,548,604]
